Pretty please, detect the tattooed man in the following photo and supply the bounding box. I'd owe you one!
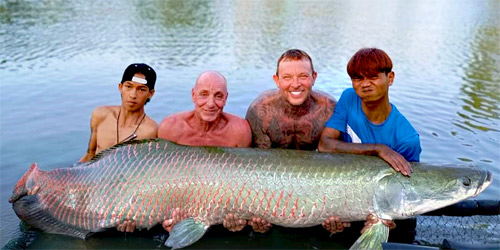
[245,49,336,150]
[239,49,353,234]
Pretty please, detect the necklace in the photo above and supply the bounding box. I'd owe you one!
[116,109,146,144]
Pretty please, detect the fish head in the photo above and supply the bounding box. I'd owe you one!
[374,163,492,219]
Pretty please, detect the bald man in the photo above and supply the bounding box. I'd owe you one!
[157,71,270,233]
[158,70,251,147]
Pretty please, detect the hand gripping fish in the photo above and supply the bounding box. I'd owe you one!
[9,139,492,249]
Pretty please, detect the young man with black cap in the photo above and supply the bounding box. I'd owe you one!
[79,63,158,162]
[27,63,159,232]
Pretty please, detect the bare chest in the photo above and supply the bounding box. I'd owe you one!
[266,111,329,150]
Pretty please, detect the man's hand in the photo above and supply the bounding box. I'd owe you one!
[117,220,136,232]
[322,216,351,234]
[223,214,247,232]
[162,208,188,232]
[222,214,272,233]
[377,145,412,176]
[360,214,396,234]
[248,217,271,233]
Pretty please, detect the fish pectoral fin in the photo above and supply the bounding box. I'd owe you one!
[165,217,209,249]
[349,221,389,250]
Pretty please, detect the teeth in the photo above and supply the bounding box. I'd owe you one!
[291,91,302,96]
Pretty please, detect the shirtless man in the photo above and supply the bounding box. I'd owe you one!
[157,71,268,233]
[79,63,158,162]
[28,63,159,233]
[244,49,352,234]
[158,70,251,147]
[245,49,336,150]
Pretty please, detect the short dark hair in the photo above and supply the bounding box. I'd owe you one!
[347,48,392,79]
[276,49,315,76]
[121,63,157,90]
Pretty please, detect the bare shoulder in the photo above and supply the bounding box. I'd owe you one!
[311,90,337,113]
[222,112,252,147]
[246,89,282,118]
[248,89,281,110]
[224,112,251,130]
[141,115,159,138]
[158,111,192,140]
[91,106,118,125]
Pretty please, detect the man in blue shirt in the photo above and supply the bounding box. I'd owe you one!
[318,48,421,237]
[319,48,421,176]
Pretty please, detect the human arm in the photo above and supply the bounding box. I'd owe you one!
[158,116,177,141]
[78,107,112,162]
[245,102,272,149]
[318,127,412,176]
[234,118,252,148]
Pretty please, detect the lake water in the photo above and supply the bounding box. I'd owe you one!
[1,0,499,248]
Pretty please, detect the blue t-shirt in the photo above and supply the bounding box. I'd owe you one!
[325,88,421,162]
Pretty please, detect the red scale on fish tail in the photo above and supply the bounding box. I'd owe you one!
[53,170,83,226]
[70,170,92,228]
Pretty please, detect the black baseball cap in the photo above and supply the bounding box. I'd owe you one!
[121,63,157,90]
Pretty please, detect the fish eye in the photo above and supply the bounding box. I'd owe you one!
[460,177,471,187]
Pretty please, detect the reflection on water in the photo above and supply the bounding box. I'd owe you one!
[457,25,500,133]
[1,0,500,248]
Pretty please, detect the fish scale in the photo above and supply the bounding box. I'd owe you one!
[9,139,491,249]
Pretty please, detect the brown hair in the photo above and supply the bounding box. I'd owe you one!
[347,48,392,79]
[276,49,314,76]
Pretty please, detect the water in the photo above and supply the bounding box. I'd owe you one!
[1,0,499,248]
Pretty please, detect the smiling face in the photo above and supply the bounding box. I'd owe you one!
[192,71,228,122]
[119,73,154,111]
[273,59,317,106]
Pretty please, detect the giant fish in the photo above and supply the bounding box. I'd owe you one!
[9,139,492,249]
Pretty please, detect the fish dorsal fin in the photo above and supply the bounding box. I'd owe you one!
[88,138,164,163]
[349,221,389,250]
[165,217,209,249]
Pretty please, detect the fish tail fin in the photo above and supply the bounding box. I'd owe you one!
[12,195,91,239]
[9,163,40,203]
[165,218,209,249]
[349,221,389,250]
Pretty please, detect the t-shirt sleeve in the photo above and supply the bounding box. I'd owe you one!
[324,89,350,133]
[396,134,422,162]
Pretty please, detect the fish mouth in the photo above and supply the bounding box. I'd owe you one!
[474,170,492,196]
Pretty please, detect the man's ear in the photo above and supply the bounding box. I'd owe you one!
[312,71,318,86]
[388,71,395,86]
[148,89,155,99]
[273,74,280,88]
[191,88,196,102]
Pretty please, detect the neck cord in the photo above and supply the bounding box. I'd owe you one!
[116,109,146,144]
